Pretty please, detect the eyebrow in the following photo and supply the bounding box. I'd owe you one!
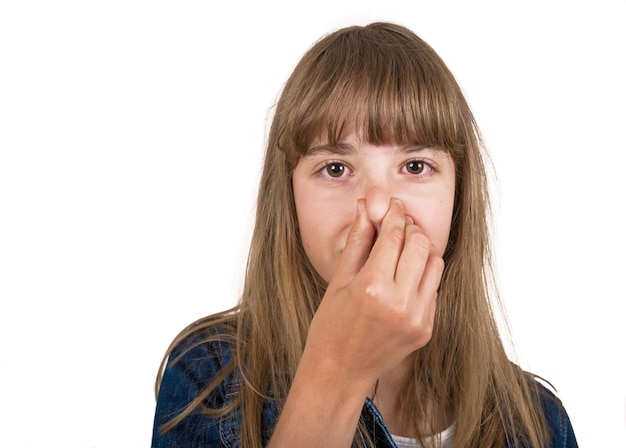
[305,143,445,157]
[305,143,357,156]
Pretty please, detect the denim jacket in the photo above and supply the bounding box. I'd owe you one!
[152,330,578,447]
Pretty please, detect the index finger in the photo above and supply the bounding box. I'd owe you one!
[361,198,407,280]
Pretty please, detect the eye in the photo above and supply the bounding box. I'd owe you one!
[405,160,426,174]
[325,162,346,178]
[314,160,352,181]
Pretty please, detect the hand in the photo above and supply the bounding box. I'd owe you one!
[304,197,445,386]
[269,198,444,447]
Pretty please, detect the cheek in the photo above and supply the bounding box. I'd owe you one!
[294,196,327,261]
[405,198,455,256]
[294,195,355,282]
[296,211,334,282]
[432,203,455,255]
[297,212,320,252]
[298,203,346,243]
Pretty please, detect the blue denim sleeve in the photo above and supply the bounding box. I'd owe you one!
[151,333,232,448]
[537,382,578,448]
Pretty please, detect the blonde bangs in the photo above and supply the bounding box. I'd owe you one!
[275,23,471,164]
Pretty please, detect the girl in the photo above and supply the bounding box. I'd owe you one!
[152,22,577,447]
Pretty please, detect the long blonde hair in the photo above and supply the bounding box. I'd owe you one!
[156,22,550,447]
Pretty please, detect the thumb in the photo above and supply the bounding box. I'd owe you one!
[330,199,375,285]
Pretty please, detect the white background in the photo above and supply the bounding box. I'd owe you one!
[1,1,624,447]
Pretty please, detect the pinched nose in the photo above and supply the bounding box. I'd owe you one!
[361,188,393,231]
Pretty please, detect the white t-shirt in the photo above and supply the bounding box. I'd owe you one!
[391,423,455,448]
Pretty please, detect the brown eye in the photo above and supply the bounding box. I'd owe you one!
[406,160,425,174]
[325,163,345,178]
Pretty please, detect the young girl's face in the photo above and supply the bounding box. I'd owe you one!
[292,131,456,283]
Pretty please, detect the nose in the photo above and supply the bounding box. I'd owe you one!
[361,180,394,232]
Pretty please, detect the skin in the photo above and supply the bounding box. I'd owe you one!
[269,132,456,446]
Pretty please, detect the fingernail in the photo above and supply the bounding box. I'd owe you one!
[391,198,403,209]
[356,198,365,216]
[405,215,414,224]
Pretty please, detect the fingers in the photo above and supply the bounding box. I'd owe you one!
[417,253,445,298]
[334,197,445,301]
[331,199,376,284]
[394,222,431,289]
[364,198,407,279]
[367,198,444,298]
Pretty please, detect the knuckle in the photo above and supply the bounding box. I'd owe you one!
[430,256,445,274]
[345,229,361,247]
[345,229,373,253]
[386,297,409,318]
[407,228,431,252]
[383,224,405,245]
[413,327,434,349]
[362,281,384,301]
[409,311,435,346]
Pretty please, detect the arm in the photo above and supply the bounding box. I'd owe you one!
[268,199,444,447]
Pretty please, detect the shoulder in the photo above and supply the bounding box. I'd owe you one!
[158,321,241,407]
[167,324,237,389]
[152,321,242,447]
[532,379,578,448]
